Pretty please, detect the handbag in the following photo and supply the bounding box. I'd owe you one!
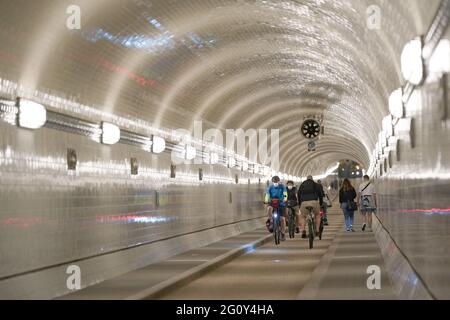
[347,200,358,211]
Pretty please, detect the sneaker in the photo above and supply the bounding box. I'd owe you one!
[296,227,300,234]
[362,223,367,231]
[301,231,307,239]
[281,233,286,241]
[324,221,329,226]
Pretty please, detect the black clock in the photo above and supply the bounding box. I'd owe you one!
[301,119,321,139]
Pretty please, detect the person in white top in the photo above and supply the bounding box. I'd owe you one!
[357,175,377,231]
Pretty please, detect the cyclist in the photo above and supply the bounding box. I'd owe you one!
[317,180,329,226]
[286,180,300,234]
[297,175,323,239]
[265,176,288,241]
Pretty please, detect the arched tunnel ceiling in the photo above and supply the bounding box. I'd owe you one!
[0,0,442,177]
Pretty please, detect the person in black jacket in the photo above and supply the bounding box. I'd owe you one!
[286,180,300,234]
[339,179,357,232]
[297,176,323,239]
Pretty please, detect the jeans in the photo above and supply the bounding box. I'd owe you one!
[341,202,354,230]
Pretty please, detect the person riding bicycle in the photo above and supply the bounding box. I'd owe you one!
[265,176,288,241]
[297,175,323,239]
[286,180,300,234]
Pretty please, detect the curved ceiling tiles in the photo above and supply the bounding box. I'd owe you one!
[2,0,440,177]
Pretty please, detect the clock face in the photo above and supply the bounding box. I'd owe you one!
[301,119,321,139]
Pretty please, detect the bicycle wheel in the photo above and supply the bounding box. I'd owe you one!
[319,218,324,240]
[308,217,314,249]
[274,218,280,245]
[289,210,295,239]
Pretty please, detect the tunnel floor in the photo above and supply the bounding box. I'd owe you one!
[161,207,396,300]
[160,215,343,300]
[60,204,397,300]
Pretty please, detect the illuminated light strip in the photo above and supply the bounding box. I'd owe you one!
[0,78,300,180]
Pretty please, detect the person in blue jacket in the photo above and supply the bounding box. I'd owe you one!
[265,176,288,241]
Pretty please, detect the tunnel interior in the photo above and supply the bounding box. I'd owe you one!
[0,0,449,299]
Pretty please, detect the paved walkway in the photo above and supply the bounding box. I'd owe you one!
[297,213,397,300]
[60,204,397,300]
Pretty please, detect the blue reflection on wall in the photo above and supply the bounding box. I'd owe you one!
[80,15,216,54]
[81,27,176,53]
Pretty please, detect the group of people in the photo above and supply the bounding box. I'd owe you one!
[264,174,377,241]
[339,175,377,232]
[264,175,330,241]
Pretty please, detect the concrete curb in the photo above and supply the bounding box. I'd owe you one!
[372,214,435,300]
[126,233,273,300]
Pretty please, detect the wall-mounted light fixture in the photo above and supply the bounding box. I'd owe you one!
[388,151,393,169]
[152,136,166,154]
[429,40,450,76]
[382,115,394,138]
[397,117,415,148]
[185,145,196,160]
[101,122,120,145]
[17,98,47,129]
[228,156,236,168]
[389,88,404,119]
[210,152,219,165]
[401,37,424,86]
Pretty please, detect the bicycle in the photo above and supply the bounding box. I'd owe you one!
[318,208,325,241]
[305,206,316,249]
[267,199,282,245]
[287,201,298,239]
